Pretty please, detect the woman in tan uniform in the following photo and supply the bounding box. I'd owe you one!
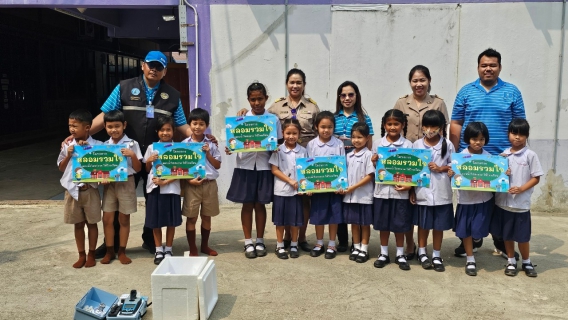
[393,65,449,261]
[237,68,319,252]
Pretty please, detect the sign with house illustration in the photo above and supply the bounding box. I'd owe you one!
[151,142,207,180]
[451,153,509,192]
[72,145,128,182]
[375,147,432,187]
[225,115,278,152]
[296,156,348,193]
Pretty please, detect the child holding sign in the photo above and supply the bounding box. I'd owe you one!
[269,119,307,259]
[493,119,542,277]
[182,108,222,257]
[57,109,103,268]
[448,122,493,276]
[410,110,455,272]
[339,122,375,263]
[371,109,413,270]
[144,116,182,265]
[306,111,345,259]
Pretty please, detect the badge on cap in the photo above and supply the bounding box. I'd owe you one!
[161,92,169,99]
[131,88,140,96]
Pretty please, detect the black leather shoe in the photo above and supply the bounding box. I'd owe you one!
[299,241,311,252]
[337,242,349,253]
[244,244,257,259]
[373,254,390,268]
[324,248,337,259]
[255,243,267,257]
[432,257,445,272]
[94,243,107,259]
[142,242,156,254]
[504,263,518,276]
[465,262,477,276]
[395,255,411,270]
[418,254,432,269]
[154,252,164,265]
[349,249,360,261]
[289,246,300,258]
[522,262,537,277]
[275,247,288,259]
[310,245,325,257]
[355,251,369,263]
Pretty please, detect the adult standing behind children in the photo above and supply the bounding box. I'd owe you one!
[237,68,319,252]
[393,65,449,261]
[449,48,526,258]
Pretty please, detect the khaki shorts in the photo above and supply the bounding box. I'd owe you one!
[182,180,220,218]
[64,188,101,224]
[102,177,137,214]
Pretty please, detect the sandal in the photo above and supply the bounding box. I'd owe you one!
[275,247,288,260]
[522,262,538,277]
[255,242,267,257]
[244,243,257,259]
[418,254,432,269]
[432,257,445,272]
[310,244,325,257]
[349,249,361,261]
[504,263,518,277]
[355,250,369,263]
[465,262,477,276]
[289,246,300,259]
[395,255,411,270]
[325,246,337,260]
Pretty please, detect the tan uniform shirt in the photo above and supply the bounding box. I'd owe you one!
[393,94,449,143]
[268,96,320,147]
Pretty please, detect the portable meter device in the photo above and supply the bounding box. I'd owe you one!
[107,289,148,320]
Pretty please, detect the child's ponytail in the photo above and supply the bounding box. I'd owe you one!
[441,123,448,158]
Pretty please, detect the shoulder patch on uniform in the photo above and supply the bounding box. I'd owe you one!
[308,98,317,105]
[275,97,285,103]
[434,94,443,100]
[399,94,409,99]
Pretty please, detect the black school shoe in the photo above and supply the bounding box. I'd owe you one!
[337,242,349,253]
[522,262,538,277]
[432,257,445,272]
[373,254,390,268]
[395,255,411,270]
[504,263,518,276]
[289,246,300,259]
[310,245,325,257]
[349,249,360,261]
[325,247,337,259]
[418,254,432,269]
[454,238,483,257]
[255,243,267,257]
[244,244,257,259]
[465,262,477,276]
[355,251,369,263]
[299,241,311,252]
[275,247,288,260]
[154,251,165,265]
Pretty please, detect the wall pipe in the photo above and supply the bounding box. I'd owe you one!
[183,0,199,110]
[553,0,567,173]
[284,0,289,97]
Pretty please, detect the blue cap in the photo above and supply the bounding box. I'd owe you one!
[144,51,167,68]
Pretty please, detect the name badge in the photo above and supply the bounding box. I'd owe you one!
[146,105,154,118]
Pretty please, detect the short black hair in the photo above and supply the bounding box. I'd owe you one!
[351,121,370,137]
[69,109,93,125]
[188,108,210,126]
[247,82,268,98]
[155,115,174,131]
[103,110,125,123]
[464,121,490,145]
[508,118,530,137]
[478,48,501,65]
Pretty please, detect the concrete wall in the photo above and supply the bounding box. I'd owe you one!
[210,2,568,210]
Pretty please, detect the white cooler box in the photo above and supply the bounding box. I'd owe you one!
[151,256,218,320]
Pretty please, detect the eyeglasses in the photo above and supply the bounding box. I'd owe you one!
[146,62,165,71]
[290,109,297,120]
[339,93,356,99]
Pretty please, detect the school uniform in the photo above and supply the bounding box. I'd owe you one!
[306,136,345,225]
[102,134,143,215]
[269,144,307,226]
[143,143,182,229]
[454,148,494,239]
[393,94,449,143]
[412,138,455,231]
[372,136,414,233]
[268,96,319,147]
[58,136,103,225]
[226,110,282,204]
[181,136,222,218]
[343,148,375,225]
[491,146,543,243]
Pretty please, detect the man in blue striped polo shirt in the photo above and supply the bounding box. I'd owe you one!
[450,48,526,260]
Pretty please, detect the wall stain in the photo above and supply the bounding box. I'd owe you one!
[212,99,231,141]
[535,102,546,113]
[562,98,568,112]
[534,170,568,212]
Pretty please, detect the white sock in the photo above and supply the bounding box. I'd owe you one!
[277,241,284,248]
[432,250,441,264]
[508,257,516,265]
[354,243,361,250]
[418,247,427,256]
[314,239,324,250]
[328,240,336,248]
[361,244,368,252]
[466,255,476,269]
[256,238,264,244]
[396,246,404,257]
[290,242,298,251]
[244,239,254,252]
[165,246,172,252]
[522,259,533,268]
[155,246,164,253]
[380,245,389,256]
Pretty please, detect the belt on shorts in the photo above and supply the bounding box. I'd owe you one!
[78,185,91,192]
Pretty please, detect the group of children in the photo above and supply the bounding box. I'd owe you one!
[60,81,542,277]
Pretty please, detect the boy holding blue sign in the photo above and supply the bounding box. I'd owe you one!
[100,110,143,265]
[57,109,103,268]
[182,108,222,256]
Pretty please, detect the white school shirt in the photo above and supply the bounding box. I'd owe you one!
[413,137,455,206]
[143,143,181,194]
[495,146,543,211]
[373,136,413,199]
[268,144,307,196]
[344,147,375,204]
[58,136,103,201]
[104,134,143,175]
[456,148,493,205]
[181,135,222,180]
[306,135,345,157]
[234,110,283,171]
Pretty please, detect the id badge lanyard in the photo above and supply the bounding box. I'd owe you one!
[144,81,157,118]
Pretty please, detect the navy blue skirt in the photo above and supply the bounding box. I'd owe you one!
[145,187,182,229]
[272,195,304,227]
[343,203,373,225]
[492,206,531,243]
[373,198,412,233]
[226,168,273,204]
[309,193,343,225]
[414,204,454,231]
[454,197,494,239]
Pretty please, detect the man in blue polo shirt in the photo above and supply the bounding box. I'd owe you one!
[450,48,526,259]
